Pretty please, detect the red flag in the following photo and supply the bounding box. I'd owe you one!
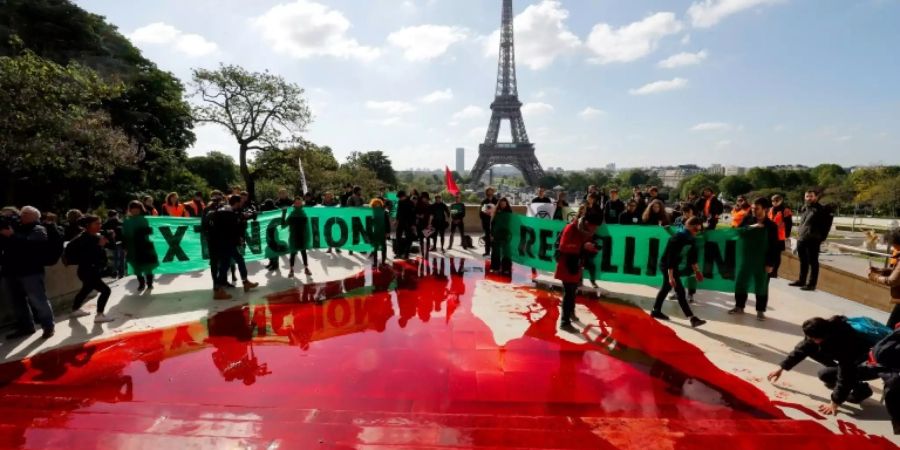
[445,166,460,196]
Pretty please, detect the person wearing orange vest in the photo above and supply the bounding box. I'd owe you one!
[162,193,188,217]
[184,191,206,218]
[141,195,159,216]
[730,196,752,228]
[768,194,793,278]
[693,187,724,230]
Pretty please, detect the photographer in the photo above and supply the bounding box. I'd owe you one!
[2,206,56,340]
[210,195,259,300]
[66,215,114,323]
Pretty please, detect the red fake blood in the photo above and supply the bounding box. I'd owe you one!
[0,257,895,449]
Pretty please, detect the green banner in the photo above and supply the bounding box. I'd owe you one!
[137,208,768,294]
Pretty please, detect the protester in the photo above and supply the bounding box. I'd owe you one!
[430,194,450,253]
[416,192,433,260]
[2,206,56,339]
[480,188,499,257]
[871,228,900,328]
[554,213,602,331]
[604,188,625,225]
[286,196,312,278]
[642,199,670,226]
[184,191,206,218]
[321,192,342,255]
[141,195,159,216]
[650,217,707,328]
[581,192,603,221]
[631,187,648,217]
[102,210,125,278]
[202,190,227,290]
[673,203,697,228]
[303,192,318,207]
[123,201,159,292]
[765,195,792,277]
[532,187,552,204]
[65,215,115,323]
[41,212,63,238]
[790,190,831,291]
[490,198,514,275]
[275,188,293,209]
[730,196,752,228]
[162,192,188,217]
[729,197,780,321]
[210,195,259,300]
[395,191,416,260]
[695,187,724,230]
[448,193,467,250]
[553,190,569,221]
[339,183,353,207]
[619,200,641,225]
[64,209,84,242]
[767,316,875,415]
[671,203,700,302]
[862,329,900,434]
[369,198,391,269]
[647,186,661,204]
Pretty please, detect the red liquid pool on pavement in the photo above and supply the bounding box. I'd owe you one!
[0,257,895,449]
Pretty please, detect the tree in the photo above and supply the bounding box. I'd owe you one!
[0,50,138,208]
[811,164,846,188]
[746,167,781,190]
[186,151,240,191]
[679,173,723,200]
[345,151,397,186]
[192,64,312,200]
[718,176,754,199]
[616,169,657,188]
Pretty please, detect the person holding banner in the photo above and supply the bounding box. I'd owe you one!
[162,193,189,217]
[650,217,707,328]
[480,188,499,257]
[554,212,602,332]
[532,187,552,204]
[642,200,670,226]
[370,198,392,269]
[286,196,312,278]
[123,201,159,292]
[429,194,450,253]
[210,195,259,300]
[619,200,642,225]
[448,193,467,250]
[604,188,625,225]
[730,197,780,321]
[695,187,724,230]
[490,198,514,275]
[322,192,342,255]
[553,191,569,221]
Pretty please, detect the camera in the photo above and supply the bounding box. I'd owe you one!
[0,213,21,231]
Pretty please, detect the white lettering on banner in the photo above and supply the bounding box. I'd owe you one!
[527,203,556,219]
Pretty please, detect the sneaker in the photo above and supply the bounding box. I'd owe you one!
[243,280,259,292]
[335,249,342,254]
[70,310,91,319]
[788,280,805,287]
[559,322,579,333]
[756,311,766,321]
[288,271,295,279]
[650,311,670,321]
[571,314,582,324]
[213,288,232,300]
[688,294,695,303]
[727,307,744,315]
[326,249,333,254]
[801,285,816,291]
[40,329,55,339]
[225,282,237,288]
[94,314,115,324]
[137,282,146,291]
[690,317,707,328]
[304,268,312,276]
[590,281,599,289]
[5,329,35,340]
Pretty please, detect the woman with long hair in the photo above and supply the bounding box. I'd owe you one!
[162,192,188,217]
[642,199,670,226]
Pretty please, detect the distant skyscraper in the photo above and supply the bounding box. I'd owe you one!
[456,148,465,174]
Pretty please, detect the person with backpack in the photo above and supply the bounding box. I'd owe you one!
[66,215,115,323]
[650,217,707,328]
[767,316,884,415]
[210,195,259,300]
[1,206,56,339]
[790,189,833,291]
[861,328,900,434]
[448,193,467,250]
[871,228,900,328]
[123,201,159,292]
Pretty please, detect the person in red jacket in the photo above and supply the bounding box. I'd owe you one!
[554,212,602,331]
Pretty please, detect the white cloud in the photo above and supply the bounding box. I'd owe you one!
[658,50,708,68]
[129,22,218,57]
[688,0,785,28]
[387,25,467,61]
[836,135,853,142]
[419,89,454,103]
[452,105,487,121]
[629,78,688,95]
[579,107,606,118]
[365,101,416,114]
[716,139,733,148]
[585,12,683,64]
[378,117,403,126]
[522,102,555,115]
[484,0,581,70]
[691,122,733,131]
[467,126,488,140]
[681,34,692,45]
[252,0,380,61]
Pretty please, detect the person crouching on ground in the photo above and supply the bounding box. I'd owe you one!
[872,228,900,328]
[650,217,707,328]
[67,215,115,323]
[768,316,875,415]
[555,213,602,332]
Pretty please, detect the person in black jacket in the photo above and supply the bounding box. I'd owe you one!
[395,191,416,260]
[729,197,780,321]
[430,194,450,253]
[2,206,56,339]
[618,200,641,225]
[202,191,226,290]
[768,316,875,415]
[448,194,466,249]
[694,187,724,230]
[790,190,831,291]
[68,215,115,323]
[650,217,707,328]
[480,188,499,257]
[210,195,259,300]
[531,187,552,204]
[604,188,625,224]
[102,210,125,278]
[285,196,312,277]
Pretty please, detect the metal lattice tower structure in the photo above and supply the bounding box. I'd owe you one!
[469,0,545,188]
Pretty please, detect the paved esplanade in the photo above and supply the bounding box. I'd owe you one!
[0,243,897,448]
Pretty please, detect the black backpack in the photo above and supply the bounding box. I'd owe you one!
[871,329,900,370]
[43,224,65,266]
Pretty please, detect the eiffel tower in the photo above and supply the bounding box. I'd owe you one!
[469,0,545,188]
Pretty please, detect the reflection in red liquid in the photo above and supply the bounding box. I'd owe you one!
[0,257,896,449]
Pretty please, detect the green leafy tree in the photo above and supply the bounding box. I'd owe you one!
[746,167,782,190]
[345,151,397,187]
[192,64,312,200]
[811,164,846,187]
[186,151,240,192]
[718,176,754,199]
[679,173,724,199]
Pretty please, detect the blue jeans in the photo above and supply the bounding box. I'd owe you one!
[216,246,248,287]
[15,274,55,332]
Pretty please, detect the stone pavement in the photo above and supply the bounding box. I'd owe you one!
[0,243,897,448]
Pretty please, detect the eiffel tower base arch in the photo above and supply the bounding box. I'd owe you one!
[469,143,545,188]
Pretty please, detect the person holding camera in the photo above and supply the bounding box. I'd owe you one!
[210,195,259,300]
[66,215,115,323]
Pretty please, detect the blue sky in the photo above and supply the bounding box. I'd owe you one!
[74,0,900,170]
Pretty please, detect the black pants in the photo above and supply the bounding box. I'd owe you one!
[771,240,786,278]
[882,372,900,433]
[561,282,578,324]
[797,239,821,287]
[888,304,900,330]
[289,249,308,268]
[73,269,111,314]
[430,226,447,250]
[481,217,492,255]
[735,292,769,312]
[653,276,695,318]
[449,221,465,248]
[396,224,415,258]
[818,365,876,397]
